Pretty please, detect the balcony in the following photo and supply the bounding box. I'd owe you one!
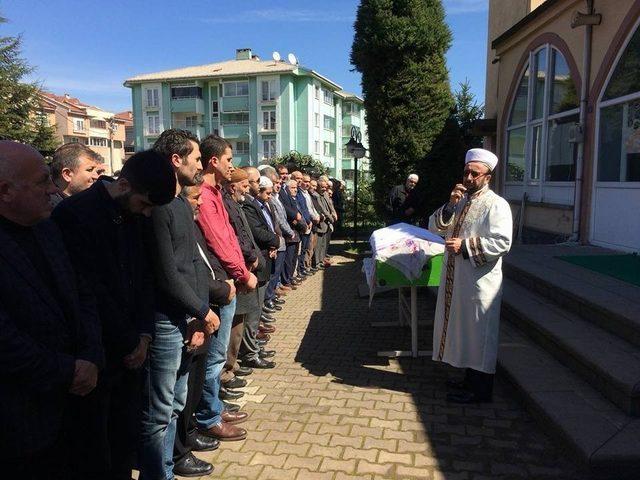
[171,97,204,114]
[221,123,250,139]
[221,96,250,113]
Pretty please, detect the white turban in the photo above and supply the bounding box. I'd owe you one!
[259,176,273,189]
[465,148,498,172]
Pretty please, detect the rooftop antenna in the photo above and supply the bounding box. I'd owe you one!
[287,53,298,66]
[272,51,281,65]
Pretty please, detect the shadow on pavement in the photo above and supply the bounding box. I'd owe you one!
[294,246,585,479]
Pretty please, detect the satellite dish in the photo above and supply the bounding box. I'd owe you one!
[272,51,281,62]
[287,53,298,65]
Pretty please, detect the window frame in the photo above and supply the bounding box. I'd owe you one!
[504,44,580,187]
[262,110,276,130]
[594,17,640,186]
[223,81,249,97]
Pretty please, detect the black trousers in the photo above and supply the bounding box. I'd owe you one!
[173,351,207,464]
[465,368,494,400]
[68,365,143,480]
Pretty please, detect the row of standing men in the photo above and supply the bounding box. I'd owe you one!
[0,129,338,480]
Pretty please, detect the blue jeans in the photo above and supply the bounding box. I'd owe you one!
[195,297,236,428]
[139,316,189,480]
[265,250,285,301]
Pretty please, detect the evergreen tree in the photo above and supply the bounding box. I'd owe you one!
[413,81,485,220]
[0,15,58,152]
[351,0,453,212]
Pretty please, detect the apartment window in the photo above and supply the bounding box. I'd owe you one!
[185,116,198,128]
[314,141,320,154]
[145,88,159,108]
[344,102,359,115]
[323,141,334,157]
[222,112,249,125]
[113,140,123,149]
[223,81,249,97]
[262,110,276,130]
[263,139,277,159]
[323,115,334,131]
[89,137,108,147]
[261,79,277,101]
[323,89,334,106]
[147,114,160,135]
[236,141,249,154]
[90,119,107,129]
[315,85,320,100]
[73,118,85,132]
[506,45,578,182]
[212,101,219,117]
[171,85,202,99]
[314,113,320,127]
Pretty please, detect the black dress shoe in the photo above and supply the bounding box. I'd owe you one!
[272,297,285,305]
[242,357,276,369]
[223,401,241,412]
[173,452,214,477]
[262,305,277,314]
[446,379,468,390]
[446,391,492,404]
[219,386,244,400]
[193,433,220,452]
[260,314,276,323]
[264,301,282,311]
[256,338,268,347]
[223,376,247,389]
[235,366,253,376]
[259,349,276,358]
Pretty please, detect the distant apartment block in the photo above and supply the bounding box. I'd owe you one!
[124,48,368,181]
[39,92,128,173]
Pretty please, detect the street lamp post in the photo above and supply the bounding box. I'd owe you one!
[345,126,366,247]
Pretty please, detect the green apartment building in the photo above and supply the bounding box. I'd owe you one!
[124,48,367,182]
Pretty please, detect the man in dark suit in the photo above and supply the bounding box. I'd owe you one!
[0,141,103,479]
[240,168,280,368]
[51,150,176,480]
[278,179,304,288]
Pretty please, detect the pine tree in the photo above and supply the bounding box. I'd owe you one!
[0,15,58,152]
[351,0,453,212]
[454,79,485,151]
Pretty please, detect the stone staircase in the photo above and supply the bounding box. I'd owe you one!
[497,245,640,479]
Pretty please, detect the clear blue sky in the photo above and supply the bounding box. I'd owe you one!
[1,0,488,113]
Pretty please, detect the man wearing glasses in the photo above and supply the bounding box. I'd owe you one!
[428,148,513,404]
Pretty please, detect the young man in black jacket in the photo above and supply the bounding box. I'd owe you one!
[140,130,220,480]
[51,150,176,480]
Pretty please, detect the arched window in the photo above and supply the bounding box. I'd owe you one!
[597,23,640,182]
[506,46,579,183]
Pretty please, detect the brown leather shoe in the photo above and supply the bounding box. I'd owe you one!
[256,331,271,341]
[199,422,247,441]
[221,410,249,424]
[259,323,276,333]
[279,284,292,291]
[275,287,288,296]
[282,283,297,290]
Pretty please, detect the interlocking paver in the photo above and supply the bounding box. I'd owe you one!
[167,249,584,480]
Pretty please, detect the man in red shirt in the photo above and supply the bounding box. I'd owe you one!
[194,135,257,442]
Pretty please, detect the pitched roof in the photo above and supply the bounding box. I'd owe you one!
[336,90,364,103]
[124,57,342,90]
[125,58,296,83]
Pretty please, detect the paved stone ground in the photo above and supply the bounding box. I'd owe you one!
[177,248,586,480]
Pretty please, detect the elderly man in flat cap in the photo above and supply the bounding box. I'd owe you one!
[428,148,513,404]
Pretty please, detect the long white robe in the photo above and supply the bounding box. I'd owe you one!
[428,185,512,374]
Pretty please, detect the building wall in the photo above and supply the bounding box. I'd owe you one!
[487,0,640,250]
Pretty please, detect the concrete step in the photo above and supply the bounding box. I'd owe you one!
[503,253,640,348]
[498,322,640,478]
[502,280,640,416]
